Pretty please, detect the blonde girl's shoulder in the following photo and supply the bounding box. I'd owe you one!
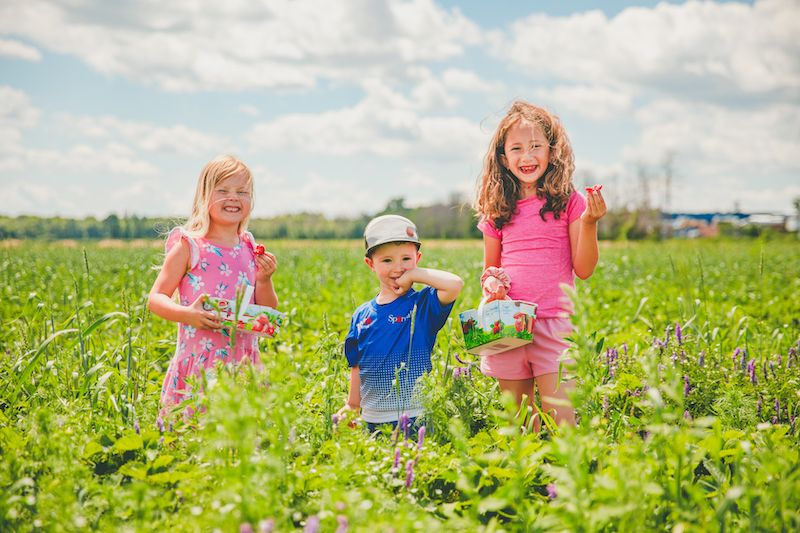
[165,227,201,270]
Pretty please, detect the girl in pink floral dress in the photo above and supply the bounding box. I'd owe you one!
[148,155,278,415]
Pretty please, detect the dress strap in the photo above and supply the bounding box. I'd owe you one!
[166,227,201,270]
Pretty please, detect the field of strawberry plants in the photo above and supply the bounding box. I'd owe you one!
[2,238,800,532]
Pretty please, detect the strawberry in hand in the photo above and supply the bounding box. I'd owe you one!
[255,244,265,255]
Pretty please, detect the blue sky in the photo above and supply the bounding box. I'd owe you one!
[1,0,798,220]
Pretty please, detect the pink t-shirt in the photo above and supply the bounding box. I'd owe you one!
[478,191,586,318]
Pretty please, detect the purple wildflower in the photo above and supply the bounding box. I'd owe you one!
[676,323,683,345]
[332,413,342,431]
[698,351,705,367]
[454,352,467,365]
[664,325,671,346]
[258,519,275,533]
[741,348,747,371]
[393,447,401,475]
[602,395,609,419]
[400,414,410,443]
[683,376,690,397]
[158,436,164,446]
[156,416,164,433]
[769,361,775,379]
[240,523,255,533]
[546,483,557,499]
[775,398,780,419]
[169,420,174,433]
[747,360,756,384]
[304,515,320,533]
[405,459,415,488]
[732,347,741,365]
[777,355,782,367]
[335,515,349,533]
[773,416,778,425]
[622,342,628,355]
[756,399,762,418]
[417,426,426,451]
[763,361,768,382]
[684,410,692,422]
[134,420,140,435]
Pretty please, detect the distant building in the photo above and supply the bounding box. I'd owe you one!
[663,212,794,238]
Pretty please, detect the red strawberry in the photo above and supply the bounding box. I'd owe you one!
[255,244,265,255]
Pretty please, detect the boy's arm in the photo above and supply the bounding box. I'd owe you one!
[397,267,464,306]
[337,366,362,415]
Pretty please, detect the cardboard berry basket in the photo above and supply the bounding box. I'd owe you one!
[203,285,286,338]
[458,298,537,356]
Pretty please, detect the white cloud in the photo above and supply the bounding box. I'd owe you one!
[0,0,483,92]
[252,172,381,218]
[533,85,632,121]
[0,85,41,147]
[671,176,800,213]
[245,82,486,161]
[238,104,260,117]
[0,37,41,61]
[55,113,236,157]
[624,98,800,175]
[441,68,504,93]
[496,0,800,100]
[0,181,79,216]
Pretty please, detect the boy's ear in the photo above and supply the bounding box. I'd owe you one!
[365,256,375,271]
[416,251,422,263]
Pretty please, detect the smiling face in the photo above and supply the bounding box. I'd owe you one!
[208,170,252,229]
[365,241,421,298]
[501,120,551,190]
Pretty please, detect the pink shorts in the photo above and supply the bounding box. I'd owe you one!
[479,317,574,380]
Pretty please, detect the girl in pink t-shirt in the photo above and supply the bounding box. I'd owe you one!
[473,101,606,429]
[148,155,279,416]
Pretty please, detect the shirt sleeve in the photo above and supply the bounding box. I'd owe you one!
[344,312,362,367]
[418,287,455,337]
[477,217,501,240]
[566,191,587,224]
[165,227,200,270]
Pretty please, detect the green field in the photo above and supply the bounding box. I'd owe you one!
[2,238,800,532]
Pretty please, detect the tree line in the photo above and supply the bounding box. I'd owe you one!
[0,196,788,242]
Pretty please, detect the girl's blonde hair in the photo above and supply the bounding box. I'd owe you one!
[473,101,575,230]
[183,155,253,237]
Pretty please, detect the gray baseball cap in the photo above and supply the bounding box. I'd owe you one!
[364,215,420,256]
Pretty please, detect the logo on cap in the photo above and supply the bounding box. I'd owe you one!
[406,227,415,238]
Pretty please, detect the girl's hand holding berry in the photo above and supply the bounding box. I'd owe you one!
[254,247,278,281]
[582,184,607,224]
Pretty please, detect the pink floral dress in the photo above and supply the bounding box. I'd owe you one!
[160,227,261,411]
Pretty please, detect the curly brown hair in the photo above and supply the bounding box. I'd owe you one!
[473,101,575,230]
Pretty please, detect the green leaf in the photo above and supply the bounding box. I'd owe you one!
[113,434,144,453]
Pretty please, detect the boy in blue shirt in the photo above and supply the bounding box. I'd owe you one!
[338,215,463,431]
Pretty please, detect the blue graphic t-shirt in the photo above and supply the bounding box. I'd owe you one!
[345,286,454,423]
